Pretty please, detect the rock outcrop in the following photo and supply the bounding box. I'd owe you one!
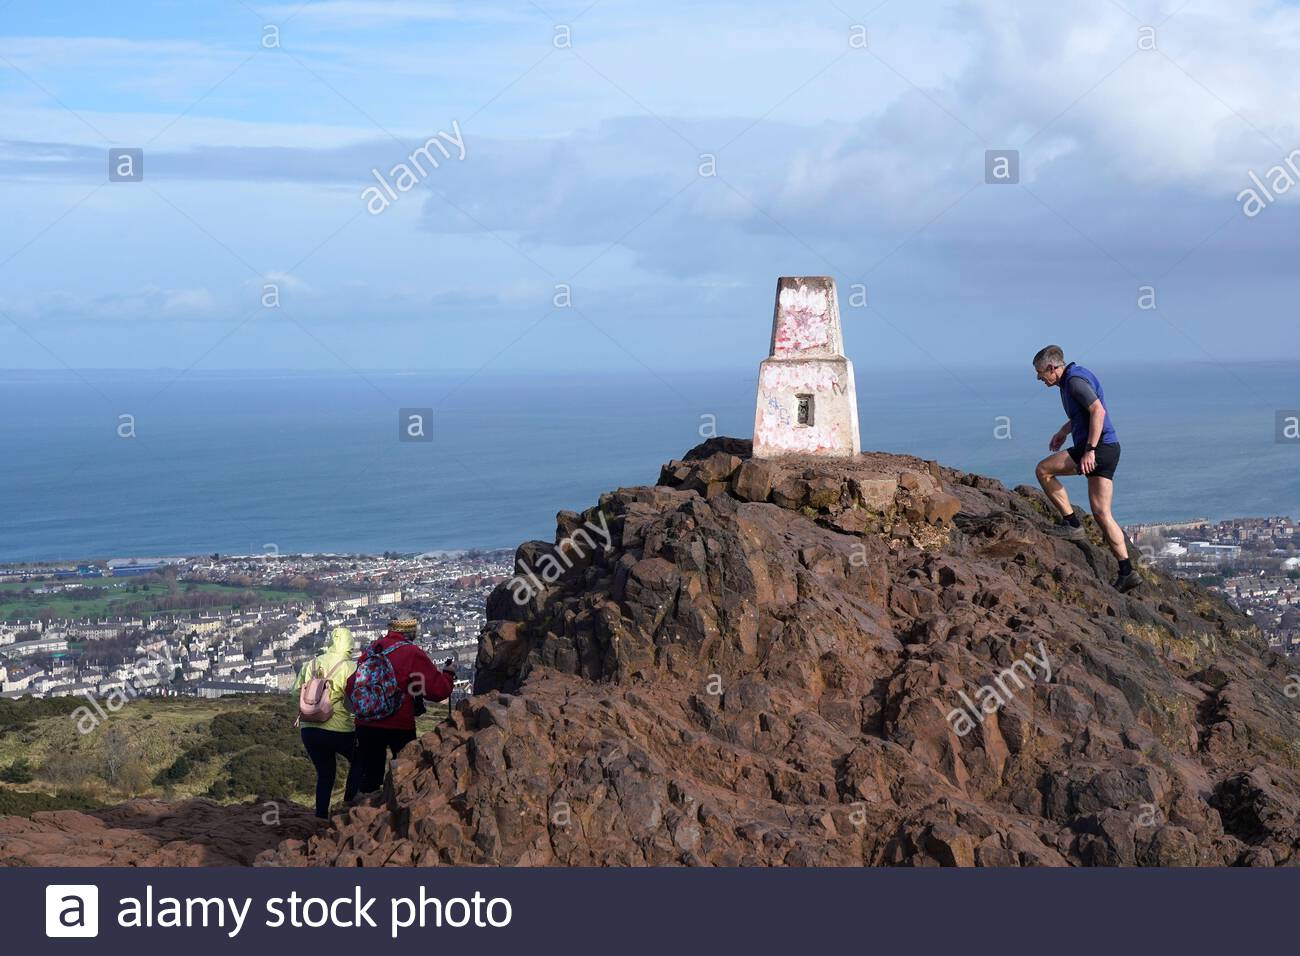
[262,439,1300,866]
[5,440,1300,866]
[0,798,320,866]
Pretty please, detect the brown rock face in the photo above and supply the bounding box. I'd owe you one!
[7,440,1300,867]
[0,798,320,866]
[255,439,1300,867]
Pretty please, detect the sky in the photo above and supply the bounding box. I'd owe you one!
[2,0,1299,372]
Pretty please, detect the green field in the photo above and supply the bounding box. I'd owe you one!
[0,580,311,622]
[0,695,308,814]
[0,694,447,817]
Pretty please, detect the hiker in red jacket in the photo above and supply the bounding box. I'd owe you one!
[346,614,456,795]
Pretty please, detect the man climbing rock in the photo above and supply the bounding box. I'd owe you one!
[1032,345,1140,593]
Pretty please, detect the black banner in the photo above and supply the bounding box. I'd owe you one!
[13,868,1298,953]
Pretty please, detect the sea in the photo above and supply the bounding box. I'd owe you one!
[1,362,1296,563]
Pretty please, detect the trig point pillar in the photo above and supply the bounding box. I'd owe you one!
[752,276,861,458]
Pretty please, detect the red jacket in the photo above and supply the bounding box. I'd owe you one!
[346,631,455,730]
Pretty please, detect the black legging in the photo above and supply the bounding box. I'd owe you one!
[353,725,418,795]
[300,727,359,818]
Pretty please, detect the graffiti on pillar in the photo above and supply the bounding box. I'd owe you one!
[765,397,791,428]
[756,402,842,452]
[773,285,831,353]
[761,363,840,393]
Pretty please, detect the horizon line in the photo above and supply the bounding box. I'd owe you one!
[4,357,1300,375]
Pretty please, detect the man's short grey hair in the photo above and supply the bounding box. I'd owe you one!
[1033,345,1065,371]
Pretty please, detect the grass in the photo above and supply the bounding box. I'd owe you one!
[0,581,311,622]
[0,694,453,817]
[0,697,312,816]
[0,696,245,802]
[0,788,105,815]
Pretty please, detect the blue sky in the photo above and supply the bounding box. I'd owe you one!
[2,0,1299,371]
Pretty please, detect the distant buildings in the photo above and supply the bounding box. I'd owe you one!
[1186,542,1242,560]
[1131,515,1299,654]
[5,635,69,657]
[0,550,511,700]
[194,680,274,699]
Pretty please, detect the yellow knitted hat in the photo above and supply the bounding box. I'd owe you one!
[389,614,419,636]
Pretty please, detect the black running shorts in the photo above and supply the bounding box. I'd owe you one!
[1067,441,1121,480]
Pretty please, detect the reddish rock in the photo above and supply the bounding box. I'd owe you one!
[697,452,743,484]
[7,441,1299,869]
[924,492,962,525]
[0,799,319,866]
[732,459,779,502]
[770,475,810,510]
[805,476,843,511]
[851,477,899,513]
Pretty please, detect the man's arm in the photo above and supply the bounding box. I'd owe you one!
[406,647,455,702]
[1081,400,1106,474]
[1087,400,1106,447]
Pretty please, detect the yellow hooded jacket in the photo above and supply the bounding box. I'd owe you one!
[292,626,358,733]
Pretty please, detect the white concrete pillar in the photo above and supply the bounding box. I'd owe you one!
[752,276,861,459]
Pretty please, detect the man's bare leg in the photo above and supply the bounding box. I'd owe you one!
[1087,475,1129,562]
[1035,451,1077,519]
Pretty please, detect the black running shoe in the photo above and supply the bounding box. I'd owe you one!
[1114,570,1142,593]
[1045,518,1085,539]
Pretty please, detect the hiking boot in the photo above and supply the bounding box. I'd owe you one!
[1045,517,1085,539]
[1114,570,1142,593]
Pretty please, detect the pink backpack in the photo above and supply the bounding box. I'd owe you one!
[298,660,345,723]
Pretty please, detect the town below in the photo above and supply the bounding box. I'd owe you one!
[0,550,513,703]
[1,516,1297,706]
[1130,515,1299,653]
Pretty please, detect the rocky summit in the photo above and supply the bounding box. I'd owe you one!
[8,439,1300,866]
[260,438,1300,867]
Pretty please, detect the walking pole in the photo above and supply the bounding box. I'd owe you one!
[444,658,456,723]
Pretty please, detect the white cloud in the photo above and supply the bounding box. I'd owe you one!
[258,1,523,26]
[3,0,1300,364]
[1,285,217,324]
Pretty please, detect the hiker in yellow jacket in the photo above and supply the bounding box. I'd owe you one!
[292,626,360,818]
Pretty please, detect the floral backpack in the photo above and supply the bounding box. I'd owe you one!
[345,642,402,720]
